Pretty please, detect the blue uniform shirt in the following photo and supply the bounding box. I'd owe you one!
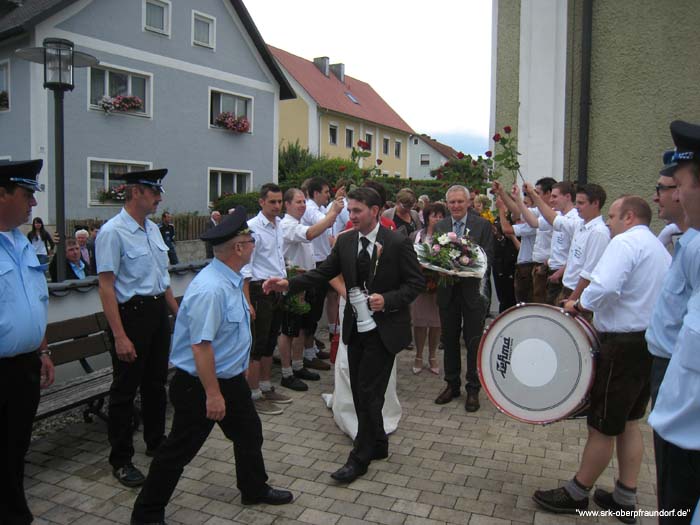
[170,258,251,378]
[645,228,700,358]
[0,228,48,358]
[96,208,170,303]
[649,287,700,449]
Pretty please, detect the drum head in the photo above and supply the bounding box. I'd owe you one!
[478,303,596,424]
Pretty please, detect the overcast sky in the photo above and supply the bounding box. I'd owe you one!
[244,0,493,156]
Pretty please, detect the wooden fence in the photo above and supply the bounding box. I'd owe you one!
[66,214,211,242]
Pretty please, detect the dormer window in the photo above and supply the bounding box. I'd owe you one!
[345,92,359,104]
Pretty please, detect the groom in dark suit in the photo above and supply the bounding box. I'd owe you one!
[434,185,494,412]
[264,187,424,483]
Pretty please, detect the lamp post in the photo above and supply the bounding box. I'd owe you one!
[16,38,98,281]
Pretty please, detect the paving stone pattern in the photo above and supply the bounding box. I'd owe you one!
[27,343,658,524]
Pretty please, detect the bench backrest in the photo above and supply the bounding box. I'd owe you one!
[46,313,113,366]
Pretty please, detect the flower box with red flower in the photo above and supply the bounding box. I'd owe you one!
[97,184,127,203]
[214,112,251,133]
[99,95,144,114]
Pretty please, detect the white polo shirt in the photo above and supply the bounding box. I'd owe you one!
[580,225,671,333]
[562,215,610,291]
[302,199,332,263]
[280,214,314,271]
[551,207,582,270]
[241,211,286,282]
[512,222,537,264]
[526,207,555,264]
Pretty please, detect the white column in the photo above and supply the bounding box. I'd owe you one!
[517,0,568,184]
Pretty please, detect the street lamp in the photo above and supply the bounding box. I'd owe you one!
[16,38,98,281]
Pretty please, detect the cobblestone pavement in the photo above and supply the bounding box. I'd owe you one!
[27,346,658,525]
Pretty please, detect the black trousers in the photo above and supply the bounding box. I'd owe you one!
[347,329,395,468]
[650,355,670,511]
[440,287,487,394]
[305,261,330,336]
[108,295,171,468]
[0,352,41,525]
[655,435,700,525]
[132,370,269,523]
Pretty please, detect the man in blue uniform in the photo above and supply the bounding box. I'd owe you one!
[96,169,179,487]
[131,208,293,525]
[648,120,700,524]
[0,159,55,525]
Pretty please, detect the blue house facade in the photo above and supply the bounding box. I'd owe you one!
[0,0,294,223]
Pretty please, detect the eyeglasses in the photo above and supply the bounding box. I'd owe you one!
[655,183,677,195]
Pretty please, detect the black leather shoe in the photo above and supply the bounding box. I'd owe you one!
[465,391,480,412]
[330,463,367,483]
[293,367,320,381]
[304,357,331,370]
[281,375,308,391]
[435,385,460,405]
[241,487,293,505]
[130,519,167,525]
[113,464,145,487]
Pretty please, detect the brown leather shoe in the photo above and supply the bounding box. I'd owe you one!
[435,385,460,405]
[303,357,331,371]
[465,391,480,412]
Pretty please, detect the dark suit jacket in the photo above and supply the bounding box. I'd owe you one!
[435,212,495,308]
[49,257,91,281]
[289,225,425,354]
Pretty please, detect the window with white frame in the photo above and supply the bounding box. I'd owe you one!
[329,124,338,145]
[394,140,402,159]
[89,159,150,205]
[208,169,250,202]
[364,132,373,151]
[210,89,252,130]
[90,66,149,115]
[144,0,171,36]
[420,153,430,166]
[0,61,9,110]
[192,11,215,48]
[345,128,354,148]
[382,137,389,155]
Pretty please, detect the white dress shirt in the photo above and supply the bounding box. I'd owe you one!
[358,222,380,257]
[241,211,286,281]
[562,215,610,290]
[302,199,332,263]
[528,207,554,264]
[512,222,537,264]
[580,225,671,333]
[280,214,314,271]
[551,207,582,270]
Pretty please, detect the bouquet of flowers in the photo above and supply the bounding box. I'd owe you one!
[214,112,250,133]
[97,184,127,203]
[414,230,488,285]
[281,265,311,315]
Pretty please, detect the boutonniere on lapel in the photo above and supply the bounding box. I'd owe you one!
[373,242,383,273]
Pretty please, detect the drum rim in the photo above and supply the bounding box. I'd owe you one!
[478,302,597,425]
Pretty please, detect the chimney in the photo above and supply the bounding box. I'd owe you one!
[330,63,345,83]
[313,57,329,77]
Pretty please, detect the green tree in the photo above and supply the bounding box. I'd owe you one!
[278,140,317,182]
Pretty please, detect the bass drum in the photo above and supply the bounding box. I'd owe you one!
[478,303,598,425]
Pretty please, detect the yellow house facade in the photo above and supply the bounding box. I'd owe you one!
[271,46,414,178]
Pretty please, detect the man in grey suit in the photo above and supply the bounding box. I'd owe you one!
[434,185,494,412]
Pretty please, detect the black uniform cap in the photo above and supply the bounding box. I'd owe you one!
[200,206,252,246]
[124,169,167,193]
[660,120,700,176]
[0,159,44,191]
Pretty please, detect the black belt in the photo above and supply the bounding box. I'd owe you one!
[121,293,165,306]
[598,331,646,342]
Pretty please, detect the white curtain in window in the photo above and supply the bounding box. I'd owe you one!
[146,2,165,30]
[194,18,210,44]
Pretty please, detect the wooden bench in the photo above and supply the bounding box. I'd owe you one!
[36,303,180,424]
[36,312,114,422]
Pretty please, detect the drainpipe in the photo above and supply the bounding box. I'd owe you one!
[577,0,593,185]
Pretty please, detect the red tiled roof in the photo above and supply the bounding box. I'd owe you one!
[418,134,460,159]
[270,46,414,135]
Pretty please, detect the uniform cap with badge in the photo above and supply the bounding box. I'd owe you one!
[123,168,167,193]
[661,120,700,176]
[0,159,44,192]
[200,206,252,246]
